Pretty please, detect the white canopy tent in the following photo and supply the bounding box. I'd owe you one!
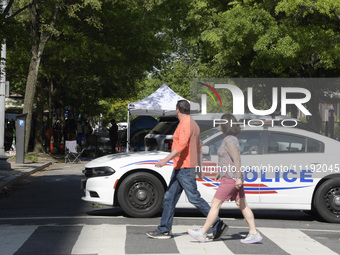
[126,83,200,152]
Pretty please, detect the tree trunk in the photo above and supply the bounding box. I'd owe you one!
[33,79,45,153]
[22,1,59,152]
[22,38,48,152]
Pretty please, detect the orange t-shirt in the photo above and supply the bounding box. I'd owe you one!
[171,115,201,169]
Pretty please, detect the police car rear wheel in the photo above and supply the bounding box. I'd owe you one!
[118,172,164,218]
[314,178,340,223]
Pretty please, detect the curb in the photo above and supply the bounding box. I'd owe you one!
[0,162,53,191]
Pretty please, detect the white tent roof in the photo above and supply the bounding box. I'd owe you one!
[128,83,200,116]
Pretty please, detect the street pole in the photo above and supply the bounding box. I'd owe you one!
[0,0,11,170]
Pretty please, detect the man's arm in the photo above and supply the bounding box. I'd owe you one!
[155,116,190,168]
[155,149,179,168]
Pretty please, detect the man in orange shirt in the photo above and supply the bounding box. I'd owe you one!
[146,100,227,239]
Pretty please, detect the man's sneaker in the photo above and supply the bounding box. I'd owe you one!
[240,231,263,244]
[211,220,228,240]
[188,228,207,243]
[146,230,172,239]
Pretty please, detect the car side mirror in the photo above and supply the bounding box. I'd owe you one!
[202,145,210,155]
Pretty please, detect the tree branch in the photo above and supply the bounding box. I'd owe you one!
[49,0,59,28]
[40,0,60,46]
[10,2,35,18]
[3,0,14,15]
[332,10,340,22]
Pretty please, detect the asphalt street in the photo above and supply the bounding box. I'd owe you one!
[0,161,339,255]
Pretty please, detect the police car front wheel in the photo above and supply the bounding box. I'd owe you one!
[117,172,165,218]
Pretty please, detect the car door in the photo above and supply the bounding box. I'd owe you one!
[258,131,323,205]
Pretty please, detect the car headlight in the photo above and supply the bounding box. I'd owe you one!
[83,167,115,177]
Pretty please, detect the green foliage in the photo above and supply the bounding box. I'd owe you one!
[101,98,131,123]
[7,0,171,122]
[24,154,39,162]
[143,57,197,100]
[3,0,340,137]
[168,0,340,78]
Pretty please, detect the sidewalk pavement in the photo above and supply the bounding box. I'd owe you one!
[0,156,56,191]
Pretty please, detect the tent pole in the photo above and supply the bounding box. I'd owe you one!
[126,110,130,152]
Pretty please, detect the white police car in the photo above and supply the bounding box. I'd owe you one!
[82,125,340,223]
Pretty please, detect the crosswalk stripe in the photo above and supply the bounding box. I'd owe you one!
[258,227,338,255]
[0,224,338,255]
[72,224,126,255]
[0,225,37,255]
[101,224,126,255]
[172,225,233,255]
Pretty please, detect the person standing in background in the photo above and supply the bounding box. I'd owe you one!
[109,119,118,153]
